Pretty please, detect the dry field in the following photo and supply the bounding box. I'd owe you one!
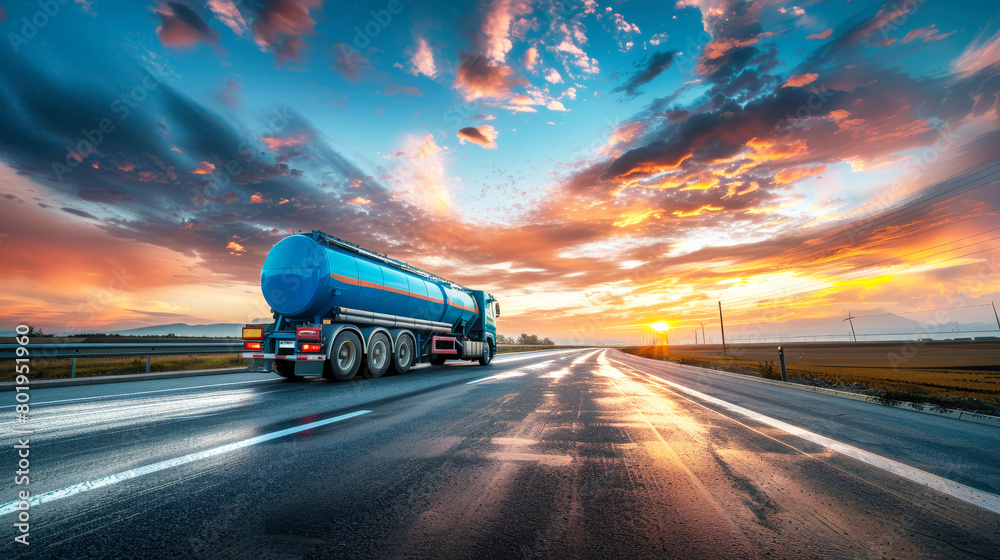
[623,345,1000,415]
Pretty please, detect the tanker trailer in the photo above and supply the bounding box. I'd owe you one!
[242,231,500,381]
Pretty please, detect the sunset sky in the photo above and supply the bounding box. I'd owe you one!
[1,0,999,343]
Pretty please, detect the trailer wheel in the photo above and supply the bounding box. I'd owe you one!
[325,331,362,381]
[272,359,298,379]
[363,332,391,378]
[478,342,493,366]
[391,334,415,375]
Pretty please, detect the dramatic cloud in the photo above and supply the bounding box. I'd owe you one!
[252,0,322,61]
[613,50,675,96]
[407,37,438,78]
[454,55,528,101]
[154,2,220,49]
[782,73,817,87]
[457,125,499,149]
[522,46,538,69]
[953,29,1000,75]
[481,0,534,63]
[208,0,249,36]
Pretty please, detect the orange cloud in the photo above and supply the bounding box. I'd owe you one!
[457,125,499,149]
[347,196,372,205]
[782,73,819,88]
[774,165,826,184]
[192,161,216,175]
[262,134,308,150]
[454,55,528,101]
[807,29,832,40]
[407,37,437,78]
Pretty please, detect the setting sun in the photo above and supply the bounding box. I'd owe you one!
[651,322,670,333]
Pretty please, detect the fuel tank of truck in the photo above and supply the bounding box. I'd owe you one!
[260,234,477,326]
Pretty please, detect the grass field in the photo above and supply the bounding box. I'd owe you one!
[622,346,1000,416]
[1,353,248,382]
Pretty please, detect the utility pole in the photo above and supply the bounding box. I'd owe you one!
[694,329,699,344]
[843,313,857,342]
[993,301,1000,332]
[699,322,706,345]
[718,301,727,356]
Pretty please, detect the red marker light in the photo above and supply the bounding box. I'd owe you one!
[244,341,262,350]
[300,343,322,353]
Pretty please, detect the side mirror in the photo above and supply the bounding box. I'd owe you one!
[494,302,501,317]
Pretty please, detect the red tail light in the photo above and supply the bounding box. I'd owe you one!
[244,341,262,350]
[296,327,321,341]
[243,326,264,340]
[300,343,322,353]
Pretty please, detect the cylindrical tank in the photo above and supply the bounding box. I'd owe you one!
[260,235,477,326]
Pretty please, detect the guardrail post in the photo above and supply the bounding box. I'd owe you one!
[146,354,151,373]
[778,346,787,382]
[71,357,76,378]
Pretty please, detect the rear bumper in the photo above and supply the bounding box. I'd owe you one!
[242,353,325,361]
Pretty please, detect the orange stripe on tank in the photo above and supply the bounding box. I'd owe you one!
[330,272,446,304]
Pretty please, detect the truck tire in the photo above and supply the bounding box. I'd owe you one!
[273,359,297,379]
[478,342,493,366]
[325,330,362,381]
[363,332,391,378]
[430,356,446,366]
[391,334,415,375]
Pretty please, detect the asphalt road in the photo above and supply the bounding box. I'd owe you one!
[660,340,1000,368]
[2,349,999,559]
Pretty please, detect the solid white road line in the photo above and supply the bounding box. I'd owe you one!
[0,378,278,409]
[616,356,1000,515]
[0,410,371,517]
[467,371,529,384]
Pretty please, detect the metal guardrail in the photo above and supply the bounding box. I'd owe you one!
[0,342,244,360]
[0,342,245,377]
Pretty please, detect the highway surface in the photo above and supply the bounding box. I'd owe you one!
[3,349,999,559]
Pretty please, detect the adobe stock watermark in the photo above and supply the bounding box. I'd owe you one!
[51,69,164,181]
[12,324,33,546]
[7,0,80,54]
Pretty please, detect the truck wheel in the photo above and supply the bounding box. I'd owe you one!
[391,334,415,375]
[272,359,298,379]
[363,332,391,378]
[430,356,446,366]
[325,331,362,381]
[478,342,493,366]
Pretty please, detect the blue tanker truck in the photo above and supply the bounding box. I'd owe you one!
[242,231,500,380]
